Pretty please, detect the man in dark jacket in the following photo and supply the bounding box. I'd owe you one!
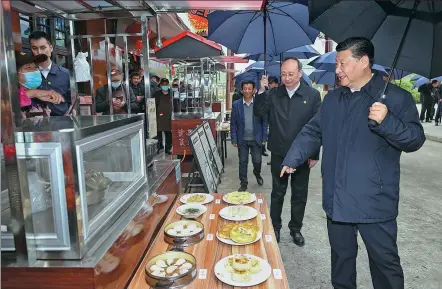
[96,67,140,115]
[154,78,173,154]
[281,37,425,289]
[254,57,322,245]
[130,72,145,111]
[231,80,268,191]
[419,81,433,122]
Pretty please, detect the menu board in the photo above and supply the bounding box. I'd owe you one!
[188,127,216,194]
[202,121,223,174]
[197,126,219,183]
[146,98,157,138]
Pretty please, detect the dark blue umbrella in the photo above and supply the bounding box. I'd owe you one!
[384,67,412,80]
[309,69,336,86]
[412,76,442,89]
[309,51,388,75]
[245,45,321,61]
[208,1,318,65]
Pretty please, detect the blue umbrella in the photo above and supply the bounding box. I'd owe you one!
[245,45,321,61]
[309,69,336,86]
[384,67,412,80]
[412,76,442,89]
[208,1,318,65]
[309,51,388,75]
[410,74,422,82]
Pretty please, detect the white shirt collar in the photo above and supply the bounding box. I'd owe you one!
[286,82,301,98]
[350,73,374,93]
[243,98,253,106]
[39,62,52,78]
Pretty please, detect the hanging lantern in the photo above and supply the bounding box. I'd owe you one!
[135,39,143,51]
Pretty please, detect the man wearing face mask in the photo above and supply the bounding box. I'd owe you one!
[154,78,173,154]
[95,67,139,115]
[29,31,70,116]
[15,51,65,118]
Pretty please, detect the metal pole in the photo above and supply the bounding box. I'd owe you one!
[0,0,36,265]
[88,37,96,115]
[184,65,188,113]
[200,60,204,113]
[68,20,80,113]
[105,36,113,115]
[123,35,131,114]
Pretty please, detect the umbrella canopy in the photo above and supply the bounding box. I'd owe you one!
[309,69,336,86]
[208,1,318,57]
[410,74,423,81]
[308,51,388,75]
[308,0,442,78]
[412,76,442,89]
[244,45,321,61]
[384,68,412,80]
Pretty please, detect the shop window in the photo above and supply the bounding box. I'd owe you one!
[19,13,31,40]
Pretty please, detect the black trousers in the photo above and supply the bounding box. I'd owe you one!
[157,131,172,152]
[270,154,310,232]
[327,218,404,289]
[238,140,262,185]
[435,101,442,123]
[420,103,433,121]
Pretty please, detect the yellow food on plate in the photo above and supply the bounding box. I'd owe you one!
[225,192,252,204]
[218,223,236,239]
[230,224,259,244]
[186,194,206,203]
[232,255,252,272]
[231,270,251,283]
[249,259,261,274]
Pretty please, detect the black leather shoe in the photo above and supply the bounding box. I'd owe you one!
[238,184,248,192]
[290,231,305,247]
[255,174,264,186]
[274,230,280,243]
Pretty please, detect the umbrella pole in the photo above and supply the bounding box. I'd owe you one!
[380,0,420,97]
[263,7,267,73]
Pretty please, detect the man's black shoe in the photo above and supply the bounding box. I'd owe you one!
[436,122,439,126]
[274,230,280,243]
[290,231,305,247]
[255,174,264,186]
[238,184,248,192]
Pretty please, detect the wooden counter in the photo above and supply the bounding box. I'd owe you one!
[128,193,290,289]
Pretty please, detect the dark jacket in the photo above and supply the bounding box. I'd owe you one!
[154,90,173,131]
[254,82,322,159]
[130,82,145,97]
[95,84,140,115]
[38,63,70,116]
[231,98,268,145]
[282,72,425,223]
[418,83,433,105]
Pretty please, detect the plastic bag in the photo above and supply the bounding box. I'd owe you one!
[74,52,91,82]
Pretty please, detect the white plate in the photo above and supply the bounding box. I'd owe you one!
[216,231,262,246]
[176,203,207,218]
[219,206,258,221]
[214,254,272,287]
[223,193,257,205]
[180,193,214,205]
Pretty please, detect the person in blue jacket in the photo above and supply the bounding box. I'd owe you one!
[280,37,425,289]
[231,80,268,192]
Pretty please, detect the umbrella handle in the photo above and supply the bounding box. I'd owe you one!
[368,94,386,127]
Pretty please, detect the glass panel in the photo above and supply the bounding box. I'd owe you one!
[1,149,11,233]
[55,18,64,30]
[37,25,49,33]
[19,13,29,20]
[82,132,142,223]
[38,17,49,25]
[20,19,31,39]
[55,31,65,47]
[25,158,55,234]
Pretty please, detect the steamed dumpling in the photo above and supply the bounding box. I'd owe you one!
[181,229,191,236]
[150,265,164,272]
[155,259,167,268]
[167,229,177,236]
[152,270,166,277]
[166,258,175,266]
[180,262,192,270]
[174,225,184,231]
[193,227,202,234]
[187,224,197,231]
[175,258,186,266]
[179,268,189,275]
[166,265,178,274]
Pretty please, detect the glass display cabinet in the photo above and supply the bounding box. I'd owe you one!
[1,115,148,260]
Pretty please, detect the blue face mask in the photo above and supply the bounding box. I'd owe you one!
[20,71,42,89]
[111,81,121,88]
[161,86,169,91]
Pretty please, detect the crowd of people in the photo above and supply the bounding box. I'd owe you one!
[230,37,425,289]
[419,79,441,125]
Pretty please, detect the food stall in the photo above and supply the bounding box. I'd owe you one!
[1,1,291,289]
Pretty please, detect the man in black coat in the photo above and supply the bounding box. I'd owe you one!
[281,37,425,289]
[254,57,321,245]
[419,81,433,122]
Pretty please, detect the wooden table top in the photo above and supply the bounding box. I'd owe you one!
[128,193,290,289]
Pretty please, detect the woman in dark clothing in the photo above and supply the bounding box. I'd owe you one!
[154,78,173,154]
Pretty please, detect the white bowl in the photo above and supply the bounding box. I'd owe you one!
[176,204,207,219]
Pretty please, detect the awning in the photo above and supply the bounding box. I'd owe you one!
[148,1,264,12]
[211,55,249,64]
[155,31,222,59]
